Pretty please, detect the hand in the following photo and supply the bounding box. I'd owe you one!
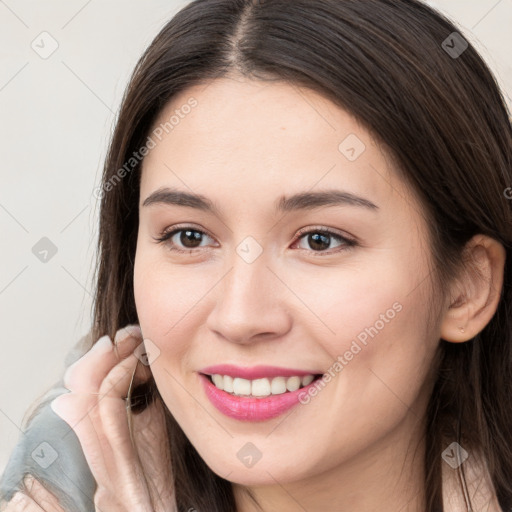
[1,475,66,511]
[50,325,175,512]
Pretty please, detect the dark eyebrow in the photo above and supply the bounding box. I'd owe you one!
[142,187,379,214]
[142,187,220,215]
[276,190,378,213]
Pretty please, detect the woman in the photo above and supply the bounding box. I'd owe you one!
[1,0,511,510]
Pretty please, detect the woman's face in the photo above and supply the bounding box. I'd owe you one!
[134,76,441,497]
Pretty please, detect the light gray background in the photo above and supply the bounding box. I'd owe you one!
[1,0,511,474]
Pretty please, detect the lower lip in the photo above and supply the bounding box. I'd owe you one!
[199,373,319,421]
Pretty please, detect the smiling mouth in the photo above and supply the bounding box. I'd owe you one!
[202,373,324,398]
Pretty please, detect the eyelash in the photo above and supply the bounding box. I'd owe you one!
[153,224,358,257]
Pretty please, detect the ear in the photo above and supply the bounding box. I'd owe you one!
[440,234,506,343]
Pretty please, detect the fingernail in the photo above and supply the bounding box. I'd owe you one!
[114,324,142,345]
[93,334,113,351]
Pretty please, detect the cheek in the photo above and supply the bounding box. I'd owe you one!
[133,248,221,401]
[286,260,409,355]
[294,255,437,407]
[131,237,439,479]
[133,252,204,416]
[133,248,207,339]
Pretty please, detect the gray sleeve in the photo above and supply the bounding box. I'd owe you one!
[0,330,97,512]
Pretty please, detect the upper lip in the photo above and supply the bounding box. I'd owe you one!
[199,364,322,380]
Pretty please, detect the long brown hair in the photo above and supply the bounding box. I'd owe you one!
[91,0,512,510]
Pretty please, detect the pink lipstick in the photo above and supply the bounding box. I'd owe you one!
[198,365,323,421]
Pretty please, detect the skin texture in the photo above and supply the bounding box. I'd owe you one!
[2,477,65,512]
[48,326,175,512]
[133,76,505,511]
[5,77,504,512]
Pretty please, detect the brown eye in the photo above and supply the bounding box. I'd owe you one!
[294,227,358,255]
[154,226,215,253]
[304,232,332,251]
[178,229,204,248]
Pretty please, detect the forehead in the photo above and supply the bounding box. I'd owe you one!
[140,77,412,214]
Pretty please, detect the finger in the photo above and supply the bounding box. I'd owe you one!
[51,348,150,486]
[66,324,143,385]
[97,355,155,492]
[21,477,66,512]
[63,325,143,393]
[50,372,155,511]
[63,335,113,392]
[113,324,143,360]
[52,345,155,509]
[5,492,45,511]
[98,352,152,402]
[52,354,149,468]
[50,393,117,494]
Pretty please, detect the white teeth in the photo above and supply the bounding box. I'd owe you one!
[212,374,223,388]
[209,374,317,397]
[223,375,234,393]
[301,375,314,386]
[271,376,287,395]
[251,378,271,396]
[233,377,251,396]
[286,376,301,392]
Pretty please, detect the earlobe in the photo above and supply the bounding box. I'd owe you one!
[440,234,506,343]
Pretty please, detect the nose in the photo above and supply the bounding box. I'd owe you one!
[205,250,292,345]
